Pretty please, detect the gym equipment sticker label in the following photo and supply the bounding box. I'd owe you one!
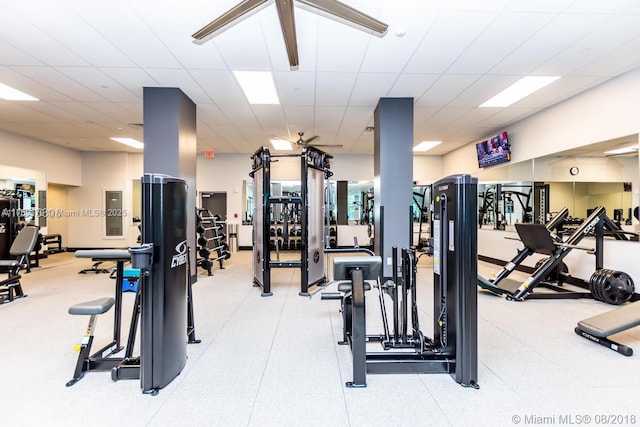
[448,220,454,251]
[171,240,188,268]
[433,219,440,275]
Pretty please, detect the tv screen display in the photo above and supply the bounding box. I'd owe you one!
[476,132,510,168]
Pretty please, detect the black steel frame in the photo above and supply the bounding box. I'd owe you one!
[249,147,333,296]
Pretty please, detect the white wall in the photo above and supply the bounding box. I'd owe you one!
[443,67,640,176]
[67,152,142,248]
[0,129,82,185]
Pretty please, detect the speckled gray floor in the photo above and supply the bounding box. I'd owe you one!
[1,250,638,427]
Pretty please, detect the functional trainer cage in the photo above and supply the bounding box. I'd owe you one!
[250,146,333,296]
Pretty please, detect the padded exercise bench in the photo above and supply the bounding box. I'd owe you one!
[66,297,116,386]
[0,225,40,303]
[575,301,640,356]
[43,234,63,254]
[67,249,142,386]
[71,250,132,375]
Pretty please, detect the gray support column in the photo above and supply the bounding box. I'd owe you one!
[373,98,413,278]
[337,180,348,225]
[143,87,197,282]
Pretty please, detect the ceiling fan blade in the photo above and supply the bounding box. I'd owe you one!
[192,0,270,42]
[310,143,343,148]
[305,135,320,144]
[275,0,299,70]
[298,0,388,36]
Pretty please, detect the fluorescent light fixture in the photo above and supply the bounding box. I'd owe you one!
[110,137,144,149]
[413,140,442,152]
[604,145,638,155]
[233,71,280,105]
[270,138,292,150]
[0,83,38,101]
[479,76,561,108]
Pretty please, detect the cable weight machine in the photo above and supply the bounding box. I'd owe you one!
[250,146,333,296]
[323,174,479,388]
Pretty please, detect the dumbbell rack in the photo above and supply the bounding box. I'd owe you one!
[269,200,303,252]
[195,208,231,276]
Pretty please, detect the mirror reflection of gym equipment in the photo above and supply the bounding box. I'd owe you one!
[478,205,636,303]
[478,182,533,229]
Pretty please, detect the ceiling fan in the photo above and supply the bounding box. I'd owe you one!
[293,131,342,149]
[192,0,388,70]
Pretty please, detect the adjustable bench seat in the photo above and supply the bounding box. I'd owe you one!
[575,301,640,356]
[69,297,115,316]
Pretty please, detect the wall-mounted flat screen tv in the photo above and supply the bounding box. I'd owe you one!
[476,131,510,168]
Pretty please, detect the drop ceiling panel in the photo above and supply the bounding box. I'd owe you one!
[0,103,62,123]
[565,0,639,13]
[14,2,136,68]
[10,66,106,102]
[342,106,375,128]
[505,0,575,13]
[447,12,555,74]
[359,11,435,73]
[495,13,612,75]
[281,106,315,135]
[425,107,474,128]
[477,107,536,128]
[315,16,371,72]
[249,105,286,128]
[404,11,498,74]
[0,5,87,67]
[189,69,245,105]
[273,71,316,105]
[541,14,640,76]
[143,68,211,104]
[54,67,139,103]
[578,38,640,76]
[415,74,480,108]
[211,12,273,71]
[348,73,398,107]
[50,102,119,124]
[315,72,358,106]
[314,106,346,128]
[514,75,604,108]
[197,104,229,126]
[449,74,521,108]
[0,39,42,65]
[136,4,228,70]
[388,73,439,99]
[0,0,637,155]
[221,105,260,128]
[98,68,157,98]
[414,107,441,124]
[73,2,182,69]
[81,102,144,125]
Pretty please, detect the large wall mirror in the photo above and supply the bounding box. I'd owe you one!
[476,134,639,234]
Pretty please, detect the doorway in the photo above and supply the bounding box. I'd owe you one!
[200,192,227,220]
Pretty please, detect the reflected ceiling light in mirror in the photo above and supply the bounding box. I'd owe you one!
[604,145,638,155]
[480,76,561,108]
